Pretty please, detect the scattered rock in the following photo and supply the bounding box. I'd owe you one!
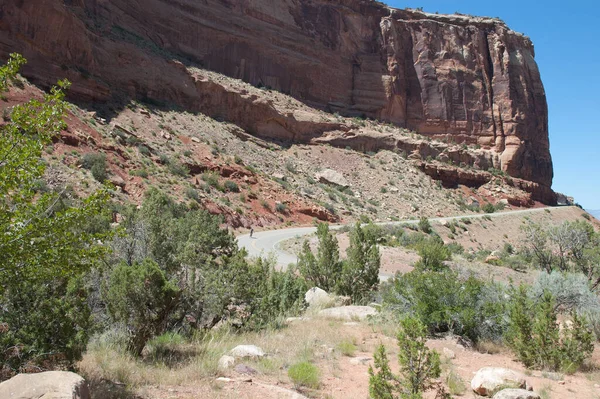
[218,355,235,371]
[234,364,257,375]
[471,367,527,396]
[492,389,540,399]
[191,136,201,143]
[315,169,349,188]
[216,377,233,383]
[305,287,333,308]
[230,345,265,359]
[443,347,456,359]
[318,305,377,321]
[254,382,310,398]
[0,371,90,399]
[349,356,372,365]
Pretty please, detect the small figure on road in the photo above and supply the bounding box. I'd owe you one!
[250,227,254,238]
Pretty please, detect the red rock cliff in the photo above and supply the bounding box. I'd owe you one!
[0,0,552,188]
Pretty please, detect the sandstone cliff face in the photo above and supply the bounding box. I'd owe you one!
[0,0,552,191]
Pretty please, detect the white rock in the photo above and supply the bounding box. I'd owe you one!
[492,389,540,399]
[318,306,377,321]
[305,287,333,308]
[471,367,527,396]
[0,371,90,399]
[315,169,349,188]
[216,377,233,383]
[218,355,235,370]
[230,345,265,359]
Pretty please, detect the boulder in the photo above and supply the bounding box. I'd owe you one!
[315,169,349,188]
[318,306,377,321]
[0,371,90,399]
[218,355,235,371]
[492,389,540,399]
[230,345,265,359]
[305,287,333,308]
[471,367,527,396]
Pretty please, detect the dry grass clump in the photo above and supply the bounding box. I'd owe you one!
[78,318,358,396]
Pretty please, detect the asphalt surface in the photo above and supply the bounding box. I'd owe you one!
[236,206,565,279]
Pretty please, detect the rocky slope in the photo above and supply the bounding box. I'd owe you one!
[0,0,553,199]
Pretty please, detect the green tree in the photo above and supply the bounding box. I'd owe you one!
[369,317,441,399]
[298,223,341,292]
[104,259,180,355]
[0,54,109,372]
[506,286,594,372]
[339,223,381,304]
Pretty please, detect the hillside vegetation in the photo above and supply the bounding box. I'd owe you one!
[2,55,600,399]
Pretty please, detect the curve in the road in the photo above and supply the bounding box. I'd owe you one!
[237,206,567,278]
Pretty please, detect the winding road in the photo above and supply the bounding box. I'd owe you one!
[237,206,565,277]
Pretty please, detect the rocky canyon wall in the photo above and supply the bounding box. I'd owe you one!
[0,0,552,189]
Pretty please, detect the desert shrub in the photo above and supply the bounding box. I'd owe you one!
[130,169,148,178]
[0,276,92,372]
[506,286,594,373]
[184,187,199,201]
[224,180,239,193]
[285,159,296,173]
[103,259,180,356]
[275,202,288,213]
[167,161,189,177]
[243,257,307,330]
[446,242,464,255]
[369,316,441,398]
[337,339,357,357]
[531,271,600,335]
[82,152,108,182]
[382,270,508,343]
[418,217,432,233]
[138,145,151,157]
[260,199,271,211]
[91,163,107,183]
[324,202,336,215]
[201,171,221,190]
[338,223,380,304]
[414,239,451,271]
[481,203,496,213]
[297,223,342,293]
[522,220,600,282]
[446,370,466,396]
[288,361,320,389]
[82,152,106,170]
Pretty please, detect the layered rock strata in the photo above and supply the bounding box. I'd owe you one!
[0,0,553,197]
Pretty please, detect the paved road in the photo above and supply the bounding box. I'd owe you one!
[237,206,567,277]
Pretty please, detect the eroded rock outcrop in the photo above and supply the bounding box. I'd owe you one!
[0,0,552,193]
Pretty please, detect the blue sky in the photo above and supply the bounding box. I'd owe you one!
[384,1,600,210]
